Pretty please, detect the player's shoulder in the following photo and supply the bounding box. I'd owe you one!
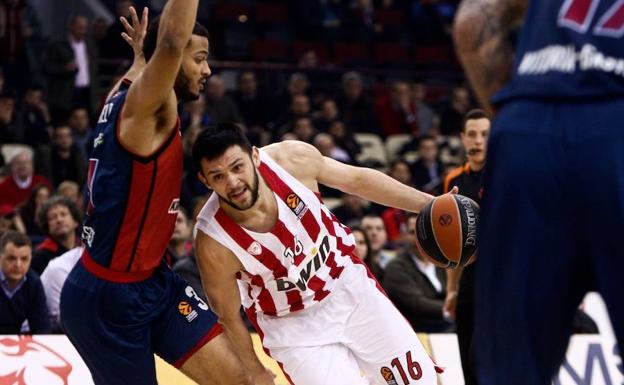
[262,140,317,162]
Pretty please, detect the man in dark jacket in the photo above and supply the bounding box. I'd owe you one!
[0,231,50,334]
[382,213,452,332]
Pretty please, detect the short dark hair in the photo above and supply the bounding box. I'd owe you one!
[463,109,490,132]
[192,123,252,172]
[1,231,32,252]
[37,196,82,236]
[143,16,209,61]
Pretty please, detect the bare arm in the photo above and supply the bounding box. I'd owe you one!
[454,0,529,113]
[195,231,275,384]
[106,7,148,101]
[443,267,464,321]
[120,0,200,154]
[265,141,434,213]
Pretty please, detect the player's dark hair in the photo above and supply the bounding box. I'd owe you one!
[463,109,490,132]
[192,123,252,172]
[143,16,209,61]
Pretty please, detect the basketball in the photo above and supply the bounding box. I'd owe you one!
[415,194,480,269]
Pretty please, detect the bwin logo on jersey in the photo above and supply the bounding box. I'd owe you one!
[276,236,330,292]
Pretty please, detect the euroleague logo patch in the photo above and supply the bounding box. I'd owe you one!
[286,193,308,220]
[438,214,453,227]
[178,301,198,323]
[380,367,398,385]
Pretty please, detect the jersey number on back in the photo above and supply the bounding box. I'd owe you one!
[559,0,624,37]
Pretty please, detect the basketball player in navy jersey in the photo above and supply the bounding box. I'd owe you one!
[455,1,624,384]
[192,124,449,385]
[59,3,250,385]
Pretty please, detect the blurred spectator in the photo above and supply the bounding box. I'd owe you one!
[172,254,206,301]
[167,209,192,266]
[99,0,134,61]
[333,193,368,227]
[14,183,49,237]
[351,225,372,265]
[232,71,270,145]
[344,0,377,42]
[18,84,51,146]
[36,124,86,187]
[0,204,22,237]
[411,82,436,136]
[274,72,310,118]
[297,50,320,70]
[0,231,50,334]
[313,98,339,133]
[0,0,43,91]
[40,246,82,332]
[411,135,444,195]
[67,106,94,158]
[440,85,470,136]
[0,149,51,207]
[383,213,451,332]
[361,213,391,281]
[43,14,99,123]
[180,95,209,133]
[375,81,419,137]
[56,180,81,208]
[381,159,412,243]
[291,116,317,144]
[205,75,243,125]
[294,0,344,41]
[327,120,360,161]
[276,94,311,138]
[314,133,350,163]
[31,196,81,275]
[336,71,378,135]
[0,91,21,143]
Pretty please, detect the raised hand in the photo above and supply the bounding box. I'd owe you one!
[120,6,149,58]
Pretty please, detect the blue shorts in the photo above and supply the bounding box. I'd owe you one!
[474,98,624,385]
[60,260,221,385]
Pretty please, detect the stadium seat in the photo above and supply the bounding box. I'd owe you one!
[255,3,288,23]
[414,45,452,66]
[354,133,388,167]
[333,42,370,66]
[252,40,290,61]
[211,3,250,23]
[373,43,411,65]
[292,41,330,63]
[385,134,413,162]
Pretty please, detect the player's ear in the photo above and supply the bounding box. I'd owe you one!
[251,146,260,167]
[197,171,208,186]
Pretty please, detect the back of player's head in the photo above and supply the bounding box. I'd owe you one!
[143,16,209,61]
[462,109,490,132]
[192,123,252,170]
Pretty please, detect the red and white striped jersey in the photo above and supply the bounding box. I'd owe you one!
[196,150,360,317]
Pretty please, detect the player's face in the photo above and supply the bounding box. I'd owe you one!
[461,118,490,166]
[200,146,261,211]
[0,243,31,284]
[175,35,210,102]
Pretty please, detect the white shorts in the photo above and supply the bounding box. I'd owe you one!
[254,263,440,385]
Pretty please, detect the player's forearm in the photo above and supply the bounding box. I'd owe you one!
[454,0,528,113]
[158,0,200,52]
[220,315,267,376]
[351,167,434,213]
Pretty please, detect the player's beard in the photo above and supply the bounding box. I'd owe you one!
[219,168,260,211]
[174,68,199,102]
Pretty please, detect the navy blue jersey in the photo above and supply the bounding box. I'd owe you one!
[495,0,624,103]
[81,81,183,281]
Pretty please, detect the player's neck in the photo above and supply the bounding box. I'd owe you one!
[223,178,278,232]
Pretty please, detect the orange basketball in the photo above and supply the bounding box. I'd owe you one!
[415,194,479,269]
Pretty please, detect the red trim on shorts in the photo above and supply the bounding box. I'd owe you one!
[244,307,296,385]
[80,249,154,283]
[172,323,223,368]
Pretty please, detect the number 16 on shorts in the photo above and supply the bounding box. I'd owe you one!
[380,351,423,385]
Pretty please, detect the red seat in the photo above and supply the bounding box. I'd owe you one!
[252,40,290,61]
[375,9,406,26]
[373,42,410,64]
[414,45,452,65]
[332,42,370,65]
[255,3,289,23]
[212,3,250,22]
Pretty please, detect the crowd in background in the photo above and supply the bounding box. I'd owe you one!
[1,0,473,337]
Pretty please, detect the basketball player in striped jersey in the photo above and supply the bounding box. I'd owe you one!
[193,124,447,385]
